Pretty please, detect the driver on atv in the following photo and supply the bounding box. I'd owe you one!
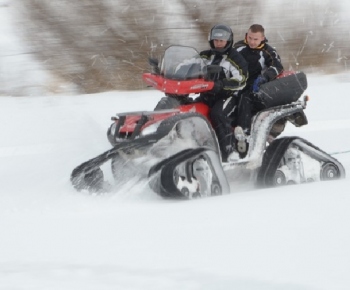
[195,24,248,162]
[154,24,248,163]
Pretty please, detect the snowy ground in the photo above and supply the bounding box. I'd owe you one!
[1,74,350,290]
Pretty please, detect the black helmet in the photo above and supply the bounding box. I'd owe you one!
[208,24,233,54]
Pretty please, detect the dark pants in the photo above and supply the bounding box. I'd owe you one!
[235,90,265,133]
[209,96,237,161]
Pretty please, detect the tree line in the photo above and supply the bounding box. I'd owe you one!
[15,0,350,94]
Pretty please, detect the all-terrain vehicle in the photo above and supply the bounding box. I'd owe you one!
[70,45,345,198]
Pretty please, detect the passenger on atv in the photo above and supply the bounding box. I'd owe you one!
[232,24,284,156]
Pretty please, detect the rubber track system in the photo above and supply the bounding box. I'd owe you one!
[256,136,346,187]
[70,135,161,192]
[71,112,219,193]
[148,147,229,199]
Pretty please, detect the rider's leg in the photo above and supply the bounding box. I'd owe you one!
[210,96,237,162]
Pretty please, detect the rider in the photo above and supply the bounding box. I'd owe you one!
[196,24,248,162]
[232,24,284,154]
[153,24,248,162]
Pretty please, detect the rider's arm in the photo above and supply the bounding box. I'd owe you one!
[262,44,284,81]
[222,49,249,91]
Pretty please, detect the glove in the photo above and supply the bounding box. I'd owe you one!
[252,75,267,93]
[194,93,215,107]
[210,80,224,94]
[194,94,207,103]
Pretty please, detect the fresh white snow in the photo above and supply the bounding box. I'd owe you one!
[1,75,350,290]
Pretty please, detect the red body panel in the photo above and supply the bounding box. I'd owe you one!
[277,70,296,78]
[118,102,210,134]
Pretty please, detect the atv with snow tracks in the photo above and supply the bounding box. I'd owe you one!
[70,45,345,198]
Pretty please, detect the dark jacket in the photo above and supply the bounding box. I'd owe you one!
[200,47,248,93]
[234,38,283,87]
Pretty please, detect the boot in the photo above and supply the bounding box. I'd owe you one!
[234,126,248,153]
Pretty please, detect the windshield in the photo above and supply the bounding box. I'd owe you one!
[160,46,206,80]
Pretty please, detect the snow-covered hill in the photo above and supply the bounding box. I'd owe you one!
[1,75,350,290]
